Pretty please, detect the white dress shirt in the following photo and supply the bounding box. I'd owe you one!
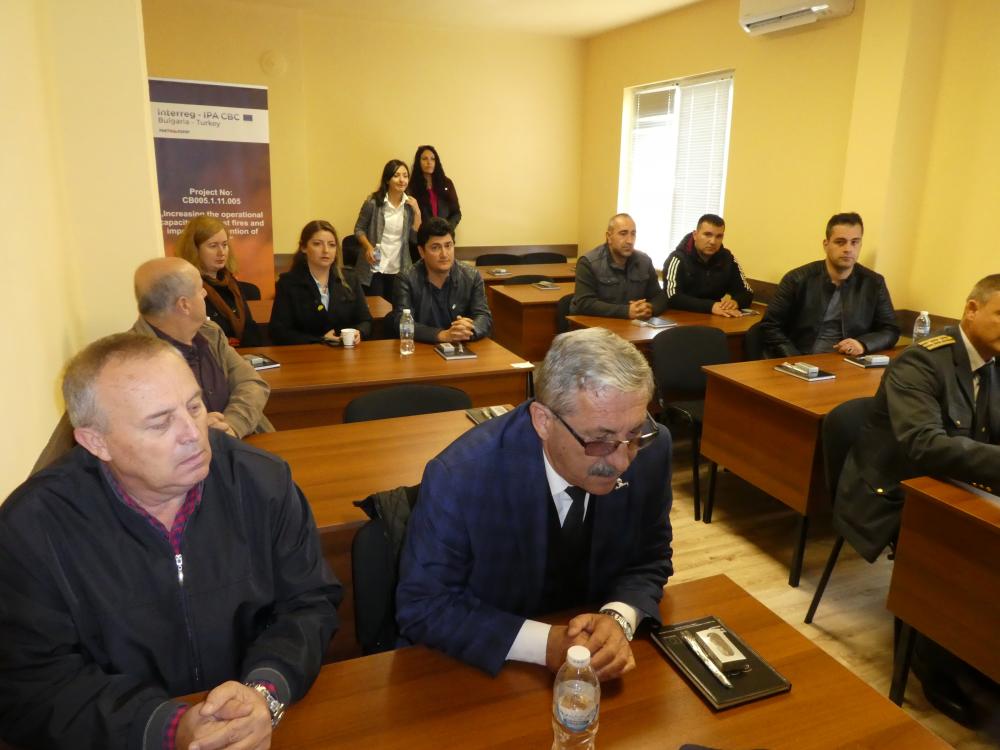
[959,325,992,400]
[505,449,638,666]
[377,195,406,274]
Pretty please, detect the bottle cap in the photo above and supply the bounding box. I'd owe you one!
[920,310,929,315]
[567,645,591,668]
[403,308,411,314]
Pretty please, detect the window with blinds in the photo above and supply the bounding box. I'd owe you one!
[618,73,733,268]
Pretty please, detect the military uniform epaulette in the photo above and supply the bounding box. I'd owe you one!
[917,334,955,351]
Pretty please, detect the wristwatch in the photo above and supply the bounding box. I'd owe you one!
[600,608,634,642]
[245,682,286,728]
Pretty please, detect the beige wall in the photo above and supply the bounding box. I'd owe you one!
[142,0,584,257]
[1,0,161,498]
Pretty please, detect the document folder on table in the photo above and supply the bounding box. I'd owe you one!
[650,615,791,710]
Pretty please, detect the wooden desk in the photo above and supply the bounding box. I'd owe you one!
[247,410,482,661]
[488,282,573,361]
[887,477,1000,702]
[238,338,532,429]
[568,307,763,362]
[197,575,946,749]
[700,352,894,586]
[478,262,577,285]
[245,296,391,326]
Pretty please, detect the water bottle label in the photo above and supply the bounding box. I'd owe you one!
[555,682,598,732]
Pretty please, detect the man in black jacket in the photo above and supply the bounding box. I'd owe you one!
[833,274,1000,727]
[392,216,492,343]
[663,214,753,317]
[0,334,341,750]
[760,212,899,357]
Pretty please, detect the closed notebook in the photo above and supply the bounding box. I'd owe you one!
[650,615,791,710]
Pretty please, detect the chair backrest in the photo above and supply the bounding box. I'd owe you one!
[237,280,262,301]
[343,384,472,423]
[522,252,567,264]
[650,326,730,399]
[743,321,765,361]
[352,484,419,654]
[556,293,574,334]
[822,397,875,501]
[475,253,524,267]
[341,235,362,268]
[499,274,554,285]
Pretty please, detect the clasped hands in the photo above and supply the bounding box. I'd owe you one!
[711,295,743,318]
[176,680,273,750]
[546,613,635,681]
[437,316,476,342]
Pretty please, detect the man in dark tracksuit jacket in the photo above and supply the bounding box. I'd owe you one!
[834,275,1000,727]
[760,212,899,358]
[391,217,492,343]
[571,213,667,320]
[0,334,341,750]
[663,214,753,317]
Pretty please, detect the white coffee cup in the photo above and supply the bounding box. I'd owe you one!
[341,328,359,347]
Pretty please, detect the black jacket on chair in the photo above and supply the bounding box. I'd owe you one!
[760,260,899,356]
[833,327,1000,561]
[269,263,373,344]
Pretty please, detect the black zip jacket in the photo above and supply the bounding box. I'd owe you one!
[0,430,341,749]
[759,260,900,356]
[662,233,753,313]
[270,262,373,344]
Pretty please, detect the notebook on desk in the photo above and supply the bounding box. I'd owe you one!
[434,343,477,360]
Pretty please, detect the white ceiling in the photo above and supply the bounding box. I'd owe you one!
[238,0,703,38]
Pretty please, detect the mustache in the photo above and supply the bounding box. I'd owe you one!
[588,462,618,478]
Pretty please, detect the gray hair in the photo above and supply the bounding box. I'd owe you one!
[535,328,653,415]
[63,333,180,429]
[607,213,634,231]
[136,265,198,316]
[968,274,1000,304]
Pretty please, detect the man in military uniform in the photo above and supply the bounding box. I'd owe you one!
[834,273,1000,726]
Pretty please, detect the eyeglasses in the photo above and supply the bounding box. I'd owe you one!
[550,409,659,457]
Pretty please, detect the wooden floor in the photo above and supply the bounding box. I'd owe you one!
[668,435,999,749]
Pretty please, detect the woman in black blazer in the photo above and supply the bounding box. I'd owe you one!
[270,220,373,345]
[408,145,461,260]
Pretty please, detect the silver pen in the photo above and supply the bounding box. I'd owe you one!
[682,632,733,689]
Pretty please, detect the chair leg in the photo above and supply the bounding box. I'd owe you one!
[890,620,916,705]
[704,461,718,524]
[788,513,809,587]
[804,536,844,623]
[691,432,702,522]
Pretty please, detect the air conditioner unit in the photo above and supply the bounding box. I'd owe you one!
[739,0,854,36]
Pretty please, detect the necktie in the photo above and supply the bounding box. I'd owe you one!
[974,362,993,443]
[562,485,587,550]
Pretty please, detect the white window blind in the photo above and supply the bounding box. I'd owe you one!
[618,73,733,268]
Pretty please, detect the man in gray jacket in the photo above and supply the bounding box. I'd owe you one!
[570,214,667,320]
[391,217,492,343]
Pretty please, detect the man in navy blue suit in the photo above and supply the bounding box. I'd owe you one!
[396,327,673,680]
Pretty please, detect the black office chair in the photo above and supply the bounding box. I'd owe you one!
[237,281,262,301]
[650,326,730,521]
[343,384,472,423]
[743,321,765,360]
[475,253,524,267]
[556,293,574,334]
[498,275,554,285]
[522,252,567,264]
[804,397,876,624]
[341,235,362,268]
[352,484,420,654]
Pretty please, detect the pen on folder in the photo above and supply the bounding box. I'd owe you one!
[682,632,733,689]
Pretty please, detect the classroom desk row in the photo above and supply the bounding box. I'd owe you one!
[182,574,949,749]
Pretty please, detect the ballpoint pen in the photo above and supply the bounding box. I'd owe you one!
[682,632,733,689]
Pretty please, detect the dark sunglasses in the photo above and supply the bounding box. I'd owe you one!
[550,409,659,457]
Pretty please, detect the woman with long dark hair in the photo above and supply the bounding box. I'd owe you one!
[270,219,372,344]
[175,214,263,346]
[354,159,421,302]
[409,144,461,231]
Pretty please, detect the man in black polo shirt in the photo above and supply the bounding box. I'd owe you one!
[760,212,899,357]
[391,216,492,343]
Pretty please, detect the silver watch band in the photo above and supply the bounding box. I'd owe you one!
[600,608,634,641]
[245,682,286,728]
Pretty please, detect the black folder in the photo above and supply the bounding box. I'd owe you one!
[650,615,791,710]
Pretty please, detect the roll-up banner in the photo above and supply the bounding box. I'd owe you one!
[149,78,275,297]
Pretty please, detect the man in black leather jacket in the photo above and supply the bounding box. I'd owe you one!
[760,212,899,357]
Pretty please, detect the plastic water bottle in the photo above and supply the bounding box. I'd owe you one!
[913,310,931,341]
[399,308,415,356]
[552,645,599,750]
